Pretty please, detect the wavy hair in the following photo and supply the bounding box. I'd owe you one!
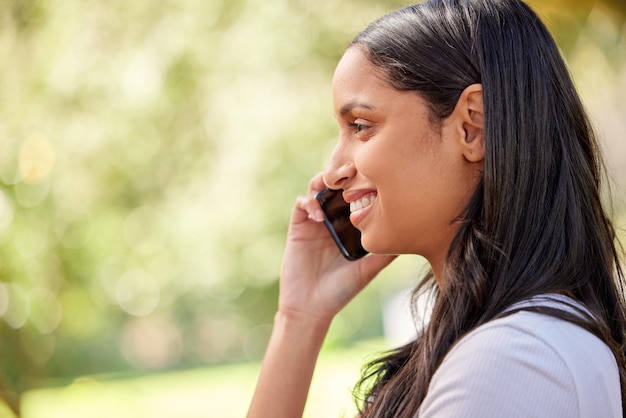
[350,1,626,416]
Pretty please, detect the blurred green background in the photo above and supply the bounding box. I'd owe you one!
[0,0,625,416]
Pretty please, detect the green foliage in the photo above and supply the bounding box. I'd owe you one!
[0,0,412,401]
[21,340,387,418]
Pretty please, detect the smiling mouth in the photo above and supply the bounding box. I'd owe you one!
[350,193,376,213]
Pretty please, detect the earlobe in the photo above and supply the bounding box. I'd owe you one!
[457,83,485,163]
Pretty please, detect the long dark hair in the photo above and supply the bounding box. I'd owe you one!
[350,0,626,416]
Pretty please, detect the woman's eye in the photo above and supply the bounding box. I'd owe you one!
[348,122,367,133]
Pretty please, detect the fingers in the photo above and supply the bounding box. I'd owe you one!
[308,172,326,195]
[293,194,324,223]
[290,173,326,224]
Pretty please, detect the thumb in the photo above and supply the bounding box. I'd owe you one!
[359,254,397,286]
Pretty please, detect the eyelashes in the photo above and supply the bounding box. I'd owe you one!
[347,122,368,133]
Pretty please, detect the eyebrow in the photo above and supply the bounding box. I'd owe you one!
[339,102,375,117]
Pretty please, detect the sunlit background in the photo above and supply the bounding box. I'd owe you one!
[0,0,624,417]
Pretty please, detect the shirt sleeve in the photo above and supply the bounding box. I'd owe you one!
[418,317,579,418]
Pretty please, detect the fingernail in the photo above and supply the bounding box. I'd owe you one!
[314,210,324,222]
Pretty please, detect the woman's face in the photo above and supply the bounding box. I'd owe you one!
[324,47,481,273]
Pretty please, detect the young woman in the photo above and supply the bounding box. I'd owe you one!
[248,0,626,417]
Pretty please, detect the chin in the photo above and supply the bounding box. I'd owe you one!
[362,235,421,256]
[361,235,397,255]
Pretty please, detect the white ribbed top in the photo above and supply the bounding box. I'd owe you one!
[418,295,621,417]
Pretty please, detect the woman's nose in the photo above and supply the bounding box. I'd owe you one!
[323,142,356,190]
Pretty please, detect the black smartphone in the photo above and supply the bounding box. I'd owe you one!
[315,188,369,261]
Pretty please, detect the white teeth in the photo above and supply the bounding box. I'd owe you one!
[350,194,375,213]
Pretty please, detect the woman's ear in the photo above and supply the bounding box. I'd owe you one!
[454,83,485,163]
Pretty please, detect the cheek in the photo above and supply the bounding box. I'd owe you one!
[355,137,424,179]
[354,138,390,165]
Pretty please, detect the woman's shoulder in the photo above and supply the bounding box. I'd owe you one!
[466,295,618,377]
[418,294,621,418]
[476,294,614,355]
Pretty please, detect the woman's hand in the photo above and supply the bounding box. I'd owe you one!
[279,173,396,325]
[248,173,395,418]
